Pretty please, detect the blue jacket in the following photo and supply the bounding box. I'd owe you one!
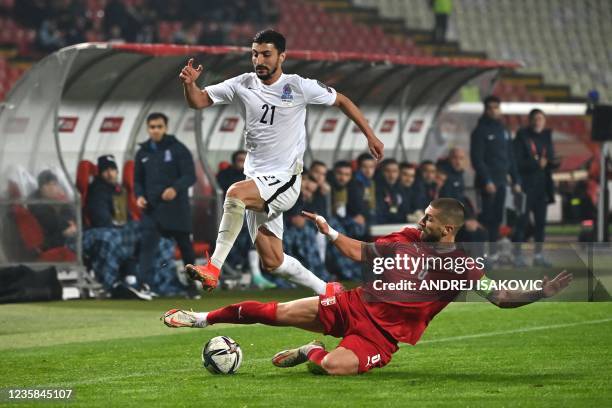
[470,115,520,187]
[134,134,196,232]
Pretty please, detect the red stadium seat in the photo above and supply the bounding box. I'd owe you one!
[76,160,98,227]
[122,160,142,221]
[218,161,230,172]
[76,160,98,208]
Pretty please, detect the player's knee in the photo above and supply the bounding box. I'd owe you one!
[320,355,359,376]
[225,184,245,201]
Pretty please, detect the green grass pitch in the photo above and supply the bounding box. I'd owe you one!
[1,289,611,407]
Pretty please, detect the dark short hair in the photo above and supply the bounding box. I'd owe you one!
[430,198,465,228]
[400,162,417,171]
[37,170,58,187]
[528,108,545,121]
[483,95,501,108]
[333,160,352,171]
[357,152,375,166]
[380,158,398,169]
[420,160,435,168]
[310,160,327,170]
[253,29,286,53]
[147,112,168,125]
[231,150,247,164]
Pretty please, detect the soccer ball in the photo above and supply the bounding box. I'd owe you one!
[202,336,243,374]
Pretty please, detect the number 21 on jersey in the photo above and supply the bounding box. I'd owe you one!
[260,104,276,125]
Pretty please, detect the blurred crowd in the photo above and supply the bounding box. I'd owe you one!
[8,0,278,52]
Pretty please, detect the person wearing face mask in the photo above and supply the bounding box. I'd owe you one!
[512,109,557,267]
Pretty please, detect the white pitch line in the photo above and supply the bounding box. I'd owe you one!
[414,318,612,346]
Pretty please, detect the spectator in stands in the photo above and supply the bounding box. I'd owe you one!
[419,160,439,204]
[437,148,489,246]
[398,162,425,222]
[135,112,199,298]
[327,160,366,280]
[329,160,366,228]
[28,170,76,250]
[217,150,246,193]
[512,109,556,267]
[431,0,453,43]
[437,147,466,201]
[470,95,521,260]
[354,153,377,223]
[375,158,404,224]
[304,161,331,218]
[37,19,65,52]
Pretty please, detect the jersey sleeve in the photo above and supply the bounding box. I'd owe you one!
[204,75,242,105]
[300,77,337,106]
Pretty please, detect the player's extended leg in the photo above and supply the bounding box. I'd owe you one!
[255,226,328,295]
[273,343,360,376]
[186,179,265,290]
[162,296,324,332]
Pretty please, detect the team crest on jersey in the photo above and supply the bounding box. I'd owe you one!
[281,84,294,105]
[320,296,336,306]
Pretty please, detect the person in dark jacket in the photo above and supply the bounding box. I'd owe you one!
[470,95,521,257]
[86,155,129,228]
[417,160,439,207]
[216,150,246,193]
[437,148,488,249]
[398,162,425,222]
[354,153,377,222]
[329,160,366,227]
[512,109,556,267]
[28,170,76,250]
[375,158,404,224]
[135,112,198,294]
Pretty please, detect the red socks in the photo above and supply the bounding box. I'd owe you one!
[307,348,328,366]
[207,301,278,326]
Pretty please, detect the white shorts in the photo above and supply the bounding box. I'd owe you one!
[246,174,302,243]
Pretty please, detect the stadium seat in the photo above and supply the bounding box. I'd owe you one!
[76,160,98,207]
[122,160,141,221]
[76,160,98,227]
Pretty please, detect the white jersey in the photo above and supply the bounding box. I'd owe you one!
[205,72,337,178]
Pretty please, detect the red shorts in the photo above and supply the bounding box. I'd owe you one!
[317,289,399,373]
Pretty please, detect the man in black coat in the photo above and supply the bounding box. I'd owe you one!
[86,154,129,228]
[470,96,521,256]
[135,112,197,294]
[512,109,556,267]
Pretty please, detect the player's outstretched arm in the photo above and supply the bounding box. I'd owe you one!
[333,93,384,160]
[302,211,365,262]
[180,58,214,109]
[486,270,573,308]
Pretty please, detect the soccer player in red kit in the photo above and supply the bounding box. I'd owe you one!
[162,198,572,375]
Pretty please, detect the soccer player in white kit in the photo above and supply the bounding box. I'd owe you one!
[179,30,384,292]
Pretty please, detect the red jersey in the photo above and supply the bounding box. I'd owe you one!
[358,227,484,345]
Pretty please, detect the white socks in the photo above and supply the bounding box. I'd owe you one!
[193,312,208,328]
[271,254,327,295]
[248,249,263,279]
[211,196,246,268]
